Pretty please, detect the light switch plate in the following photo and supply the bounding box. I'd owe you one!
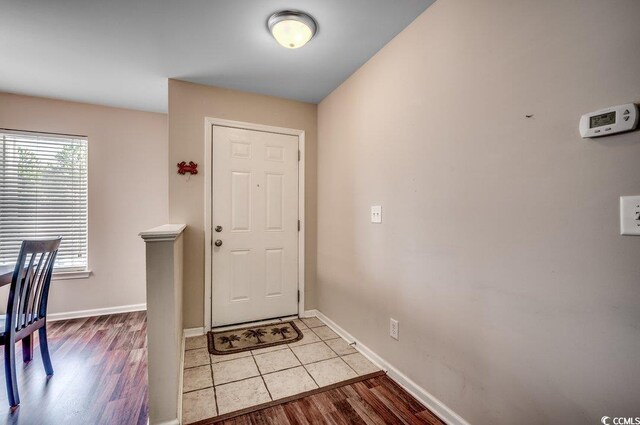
[620,196,640,235]
[390,318,399,340]
[371,205,382,223]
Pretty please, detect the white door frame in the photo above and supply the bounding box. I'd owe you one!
[203,117,305,330]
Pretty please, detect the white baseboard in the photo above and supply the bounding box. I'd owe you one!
[311,310,470,425]
[47,303,147,322]
[183,327,205,337]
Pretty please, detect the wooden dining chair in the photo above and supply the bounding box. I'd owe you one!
[1,238,61,407]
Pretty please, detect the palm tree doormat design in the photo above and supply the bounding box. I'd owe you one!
[207,321,303,355]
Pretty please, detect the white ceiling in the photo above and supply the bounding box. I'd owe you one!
[1,0,434,113]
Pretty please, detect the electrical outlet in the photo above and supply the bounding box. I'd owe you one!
[390,318,399,340]
[620,196,640,235]
[371,205,382,223]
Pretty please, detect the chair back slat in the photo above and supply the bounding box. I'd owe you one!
[18,253,36,328]
[20,252,44,328]
[30,252,53,324]
[5,238,61,335]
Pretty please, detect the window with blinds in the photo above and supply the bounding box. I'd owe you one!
[0,130,88,271]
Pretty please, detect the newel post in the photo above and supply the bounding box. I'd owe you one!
[140,224,186,425]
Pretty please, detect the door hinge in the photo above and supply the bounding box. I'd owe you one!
[298,290,300,302]
[298,220,301,231]
[298,150,301,161]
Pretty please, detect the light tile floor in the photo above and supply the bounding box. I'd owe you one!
[181,316,381,424]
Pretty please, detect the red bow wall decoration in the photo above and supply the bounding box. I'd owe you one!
[177,161,198,175]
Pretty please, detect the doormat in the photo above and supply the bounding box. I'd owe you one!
[208,321,303,355]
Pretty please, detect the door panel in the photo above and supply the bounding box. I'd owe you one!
[212,126,298,326]
[231,171,251,231]
[265,248,284,297]
[265,173,284,230]
[230,250,250,301]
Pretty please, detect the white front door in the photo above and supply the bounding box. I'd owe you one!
[211,125,299,326]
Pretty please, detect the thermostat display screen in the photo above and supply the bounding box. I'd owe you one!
[590,111,616,128]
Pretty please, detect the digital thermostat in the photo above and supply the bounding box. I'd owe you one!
[579,103,638,138]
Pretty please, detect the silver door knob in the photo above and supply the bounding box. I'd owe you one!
[214,239,223,247]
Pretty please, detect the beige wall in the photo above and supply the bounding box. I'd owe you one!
[168,80,317,328]
[317,0,640,424]
[0,93,168,315]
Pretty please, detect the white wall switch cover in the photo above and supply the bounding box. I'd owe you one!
[390,318,399,340]
[620,196,640,235]
[371,205,382,223]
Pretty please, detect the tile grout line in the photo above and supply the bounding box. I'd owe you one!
[209,356,220,418]
[182,385,214,395]
[204,373,258,390]
[209,352,263,367]
[289,343,321,389]
[261,363,306,379]
[250,347,274,403]
[184,363,212,370]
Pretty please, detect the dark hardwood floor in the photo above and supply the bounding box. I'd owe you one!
[214,375,444,425]
[0,311,443,425]
[0,311,148,425]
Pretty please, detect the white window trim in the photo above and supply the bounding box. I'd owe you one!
[52,269,92,280]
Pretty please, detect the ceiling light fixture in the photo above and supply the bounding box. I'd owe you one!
[267,10,317,49]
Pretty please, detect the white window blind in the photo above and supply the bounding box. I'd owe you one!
[0,130,88,271]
